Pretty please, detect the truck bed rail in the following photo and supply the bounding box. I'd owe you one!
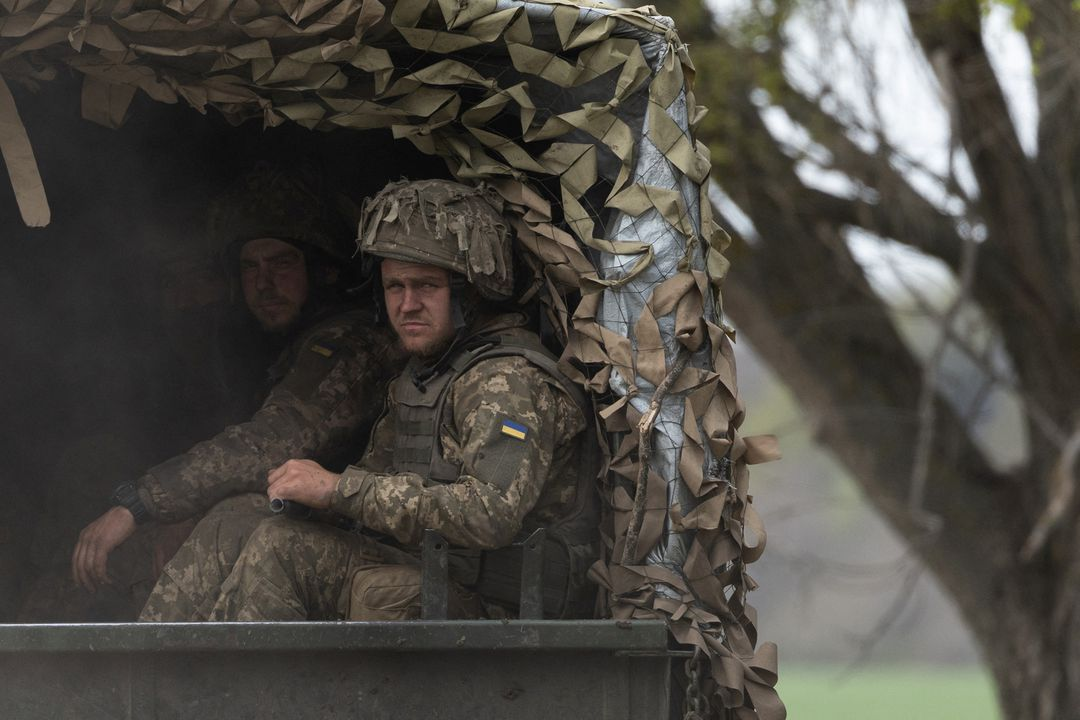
[0,620,676,719]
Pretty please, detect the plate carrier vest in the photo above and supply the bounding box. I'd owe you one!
[391,325,600,618]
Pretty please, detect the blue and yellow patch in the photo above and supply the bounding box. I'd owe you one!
[309,343,335,358]
[500,419,528,441]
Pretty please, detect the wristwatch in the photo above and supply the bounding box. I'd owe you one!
[109,482,151,524]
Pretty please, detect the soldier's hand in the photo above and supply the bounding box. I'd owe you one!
[267,459,339,511]
[72,506,137,593]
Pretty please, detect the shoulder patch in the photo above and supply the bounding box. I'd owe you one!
[309,343,336,358]
[500,418,528,441]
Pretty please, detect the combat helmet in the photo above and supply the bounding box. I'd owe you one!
[357,178,514,300]
[208,162,353,264]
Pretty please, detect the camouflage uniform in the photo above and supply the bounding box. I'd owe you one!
[333,315,586,550]
[147,312,588,621]
[143,177,595,622]
[33,306,394,622]
[137,306,397,523]
[17,163,402,623]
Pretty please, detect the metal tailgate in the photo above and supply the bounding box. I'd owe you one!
[0,620,674,719]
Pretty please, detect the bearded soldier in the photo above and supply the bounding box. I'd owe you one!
[19,164,399,621]
[140,178,599,621]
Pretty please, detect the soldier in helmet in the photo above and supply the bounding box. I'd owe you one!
[20,164,400,621]
[140,178,599,621]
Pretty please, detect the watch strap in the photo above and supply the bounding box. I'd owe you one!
[110,482,151,524]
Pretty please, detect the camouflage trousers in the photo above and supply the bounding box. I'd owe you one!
[140,494,483,622]
[139,493,272,621]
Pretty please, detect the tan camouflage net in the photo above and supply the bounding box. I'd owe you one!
[0,0,783,716]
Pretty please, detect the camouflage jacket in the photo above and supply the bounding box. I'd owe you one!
[137,306,399,522]
[329,314,587,550]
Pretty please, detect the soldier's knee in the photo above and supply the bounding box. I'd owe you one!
[245,517,309,555]
[347,565,422,621]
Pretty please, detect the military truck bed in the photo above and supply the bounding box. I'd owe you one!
[0,620,675,719]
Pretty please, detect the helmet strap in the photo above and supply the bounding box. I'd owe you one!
[450,274,468,331]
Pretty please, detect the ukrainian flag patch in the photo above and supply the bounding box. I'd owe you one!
[500,418,528,441]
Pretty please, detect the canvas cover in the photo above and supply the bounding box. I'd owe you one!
[0,0,783,716]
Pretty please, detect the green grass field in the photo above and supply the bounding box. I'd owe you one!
[777,665,1001,719]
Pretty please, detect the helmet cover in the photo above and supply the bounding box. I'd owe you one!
[209,162,352,262]
[357,178,514,300]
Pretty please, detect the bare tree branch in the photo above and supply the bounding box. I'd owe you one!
[776,86,965,269]
[1022,418,1080,562]
[909,214,979,517]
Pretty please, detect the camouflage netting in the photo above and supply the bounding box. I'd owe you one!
[0,0,784,716]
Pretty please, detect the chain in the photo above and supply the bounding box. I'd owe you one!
[683,647,708,720]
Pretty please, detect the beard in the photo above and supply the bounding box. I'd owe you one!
[396,331,455,360]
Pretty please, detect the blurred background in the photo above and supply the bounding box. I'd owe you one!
[649,0,1062,717]
[740,338,1003,719]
